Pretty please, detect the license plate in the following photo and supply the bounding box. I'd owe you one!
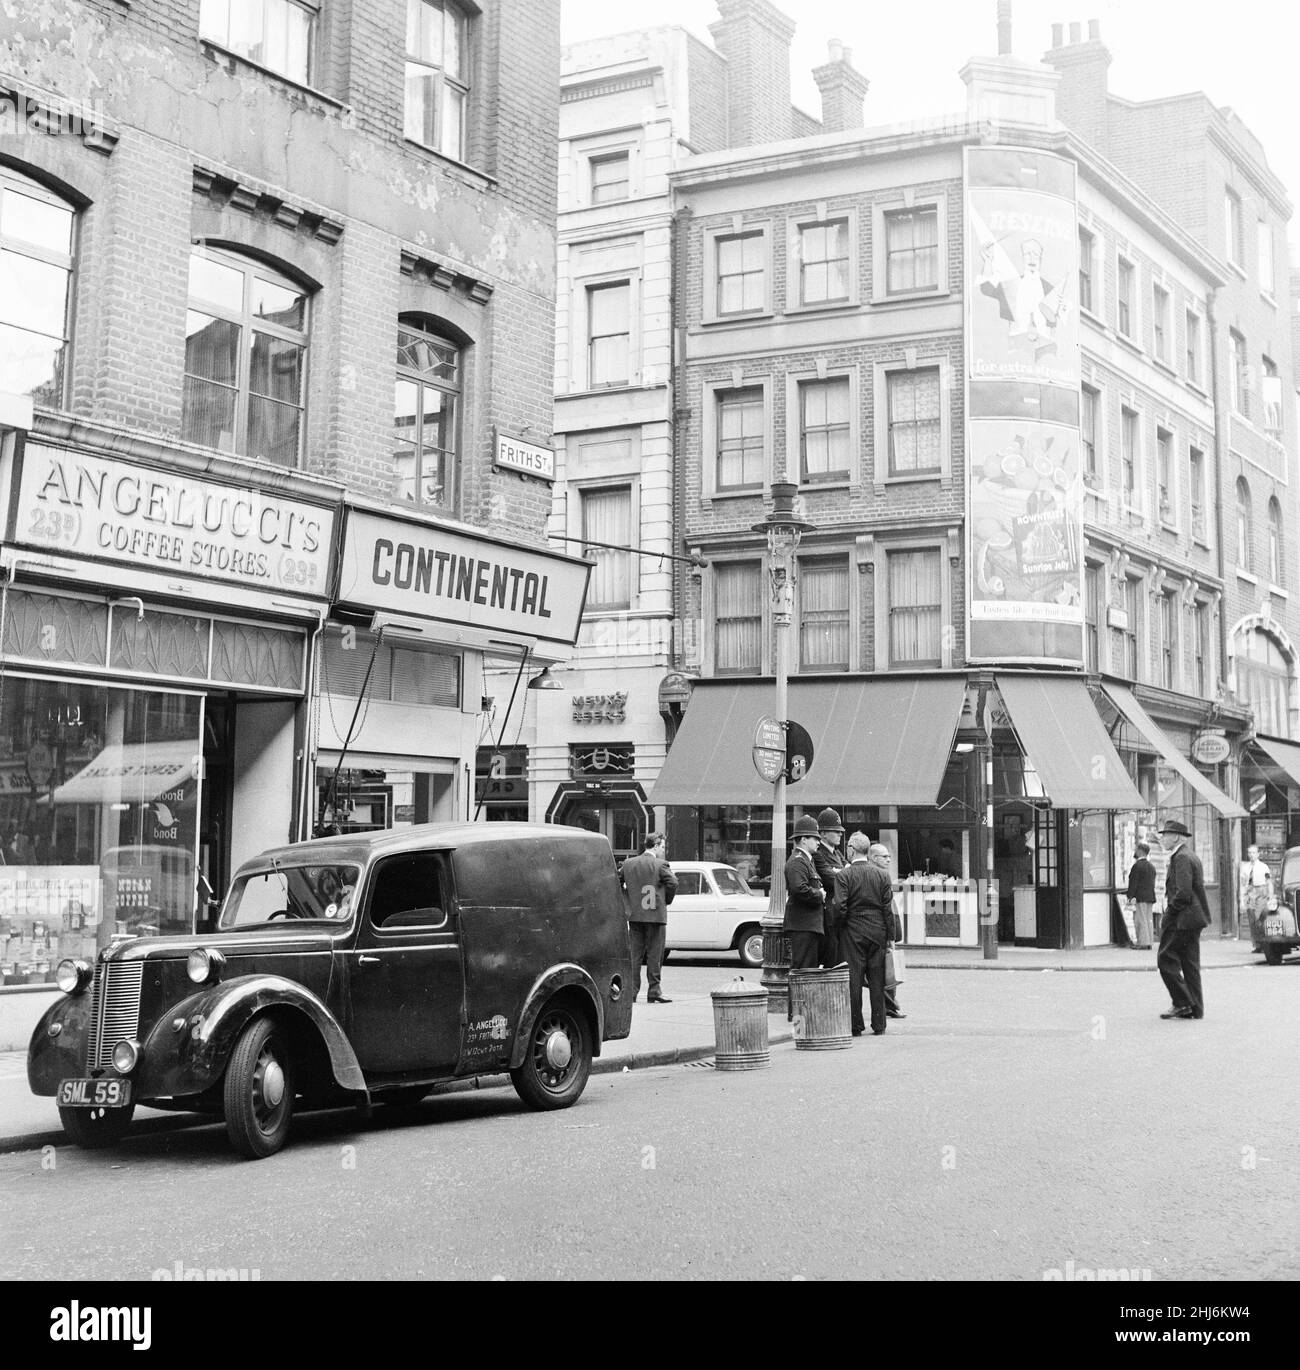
[1264,919,1284,937]
[57,1078,132,1108]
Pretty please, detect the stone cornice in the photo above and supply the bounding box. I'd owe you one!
[193,165,344,244]
[399,249,493,304]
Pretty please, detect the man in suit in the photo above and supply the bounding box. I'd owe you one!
[833,835,896,1037]
[812,808,846,967]
[1157,818,1210,1020]
[621,832,678,1004]
[783,815,825,972]
[1125,840,1157,950]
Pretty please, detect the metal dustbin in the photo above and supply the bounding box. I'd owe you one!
[711,978,770,1071]
[788,966,851,1050]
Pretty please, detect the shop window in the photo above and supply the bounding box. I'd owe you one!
[713,561,762,674]
[1034,809,1058,887]
[886,548,942,667]
[798,377,850,483]
[0,166,75,408]
[200,0,317,83]
[474,745,527,821]
[404,0,470,160]
[183,247,308,467]
[798,219,849,305]
[1080,812,1111,889]
[0,677,202,982]
[395,318,461,511]
[798,557,849,672]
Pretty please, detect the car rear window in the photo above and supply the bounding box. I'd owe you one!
[674,871,703,896]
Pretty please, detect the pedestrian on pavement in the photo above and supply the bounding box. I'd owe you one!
[884,887,907,1019]
[833,834,895,1037]
[1241,844,1273,948]
[783,815,825,972]
[1156,818,1210,1020]
[813,808,846,967]
[621,832,678,1004]
[1125,841,1157,950]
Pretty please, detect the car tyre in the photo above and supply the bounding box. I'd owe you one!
[58,1103,136,1149]
[1263,944,1286,966]
[510,997,592,1111]
[737,926,764,968]
[224,1017,294,1159]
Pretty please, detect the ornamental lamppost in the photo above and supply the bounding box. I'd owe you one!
[751,482,815,1014]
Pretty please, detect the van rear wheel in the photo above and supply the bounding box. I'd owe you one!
[510,998,591,1110]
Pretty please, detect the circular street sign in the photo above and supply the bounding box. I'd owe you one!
[786,720,814,784]
[752,715,786,783]
[1190,731,1230,765]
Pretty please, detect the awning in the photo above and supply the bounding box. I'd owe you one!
[1102,684,1247,819]
[648,676,967,808]
[995,675,1145,810]
[1251,734,1300,790]
[50,741,198,807]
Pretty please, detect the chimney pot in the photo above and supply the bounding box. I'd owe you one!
[842,46,852,64]
[1069,21,1082,43]
[1088,18,1100,40]
[1051,22,1063,46]
[827,37,843,62]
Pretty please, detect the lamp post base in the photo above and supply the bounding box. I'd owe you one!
[761,925,791,1016]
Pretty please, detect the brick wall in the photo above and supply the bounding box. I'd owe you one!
[708,0,796,148]
[685,36,729,154]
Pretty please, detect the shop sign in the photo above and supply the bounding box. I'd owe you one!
[753,716,786,784]
[14,444,334,598]
[573,693,626,724]
[1191,730,1231,765]
[338,508,590,649]
[494,430,555,482]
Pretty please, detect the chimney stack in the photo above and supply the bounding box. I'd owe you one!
[812,38,869,133]
[709,0,798,148]
[997,0,1012,56]
[1044,17,1112,151]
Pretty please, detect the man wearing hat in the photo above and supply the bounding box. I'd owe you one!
[1157,818,1210,1019]
[813,808,846,967]
[784,815,826,971]
[833,835,896,1036]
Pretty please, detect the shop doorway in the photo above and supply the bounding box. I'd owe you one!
[548,784,649,865]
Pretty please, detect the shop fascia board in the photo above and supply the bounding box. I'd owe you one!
[0,546,327,624]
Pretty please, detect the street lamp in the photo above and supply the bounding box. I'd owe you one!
[751,482,815,1015]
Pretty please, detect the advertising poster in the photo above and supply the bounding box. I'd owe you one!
[965,147,1083,664]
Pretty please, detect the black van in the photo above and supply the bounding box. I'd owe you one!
[28,823,633,1157]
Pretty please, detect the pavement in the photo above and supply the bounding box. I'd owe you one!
[0,936,1264,1153]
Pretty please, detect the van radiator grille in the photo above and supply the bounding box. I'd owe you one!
[86,961,144,1069]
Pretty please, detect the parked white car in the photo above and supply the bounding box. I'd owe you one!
[665,861,768,967]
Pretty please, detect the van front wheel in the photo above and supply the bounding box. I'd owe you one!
[511,998,592,1110]
[1263,944,1286,966]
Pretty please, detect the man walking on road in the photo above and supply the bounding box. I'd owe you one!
[622,833,677,1004]
[783,815,826,972]
[813,808,846,967]
[834,835,895,1037]
[1157,818,1210,1020]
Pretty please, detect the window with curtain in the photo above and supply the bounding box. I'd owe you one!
[1077,227,1094,312]
[1084,563,1100,671]
[1081,384,1099,482]
[1117,258,1134,336]
[887,548,942,667]
[885,207,938,293]
[716,231,764,314]
[590,152,630,204]
[799,377,850,483]
[887,367,941,476]
[1194,602,1210,698]
[586,281,630,387]
[1160,591,1177,688]
[1119,577,1139,678]
[581,486,632,610]
[1190,447,1206,540]
[404,0,470,160]
[1156,428,1172,519]
[1120,406,1137,502]
[0,167,74,408]
[799,220,848,304]
[1269,497,1283,586]
[715,562,762,674]
[799,559,849,671]
[183,248,308,467]
[394,319,460,509]
[716,387,764,491]
[200,0,316,83]
[1236,478,1252,570]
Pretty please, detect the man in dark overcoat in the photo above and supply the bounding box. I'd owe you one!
[620,832,677,1004]
[812,808,846,967]
[1157,818,1209,1020]
[783,815,825,972]
[833,835,895,1036]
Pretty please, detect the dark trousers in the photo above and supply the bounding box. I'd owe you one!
[788,929,822,970]
[1157,922,1204,1015]
[629,921,666,999]
[820,927,842,967]
[841,922,888,1034]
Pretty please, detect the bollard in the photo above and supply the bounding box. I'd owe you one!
[711,978,770,1071]
[788,966,852,1050]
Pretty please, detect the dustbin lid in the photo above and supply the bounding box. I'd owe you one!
[711,977,766,999]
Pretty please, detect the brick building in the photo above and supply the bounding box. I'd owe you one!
[0,0,582,985]
[636,5,1291,949]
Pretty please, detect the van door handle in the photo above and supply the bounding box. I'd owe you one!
[358,955,380,965]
